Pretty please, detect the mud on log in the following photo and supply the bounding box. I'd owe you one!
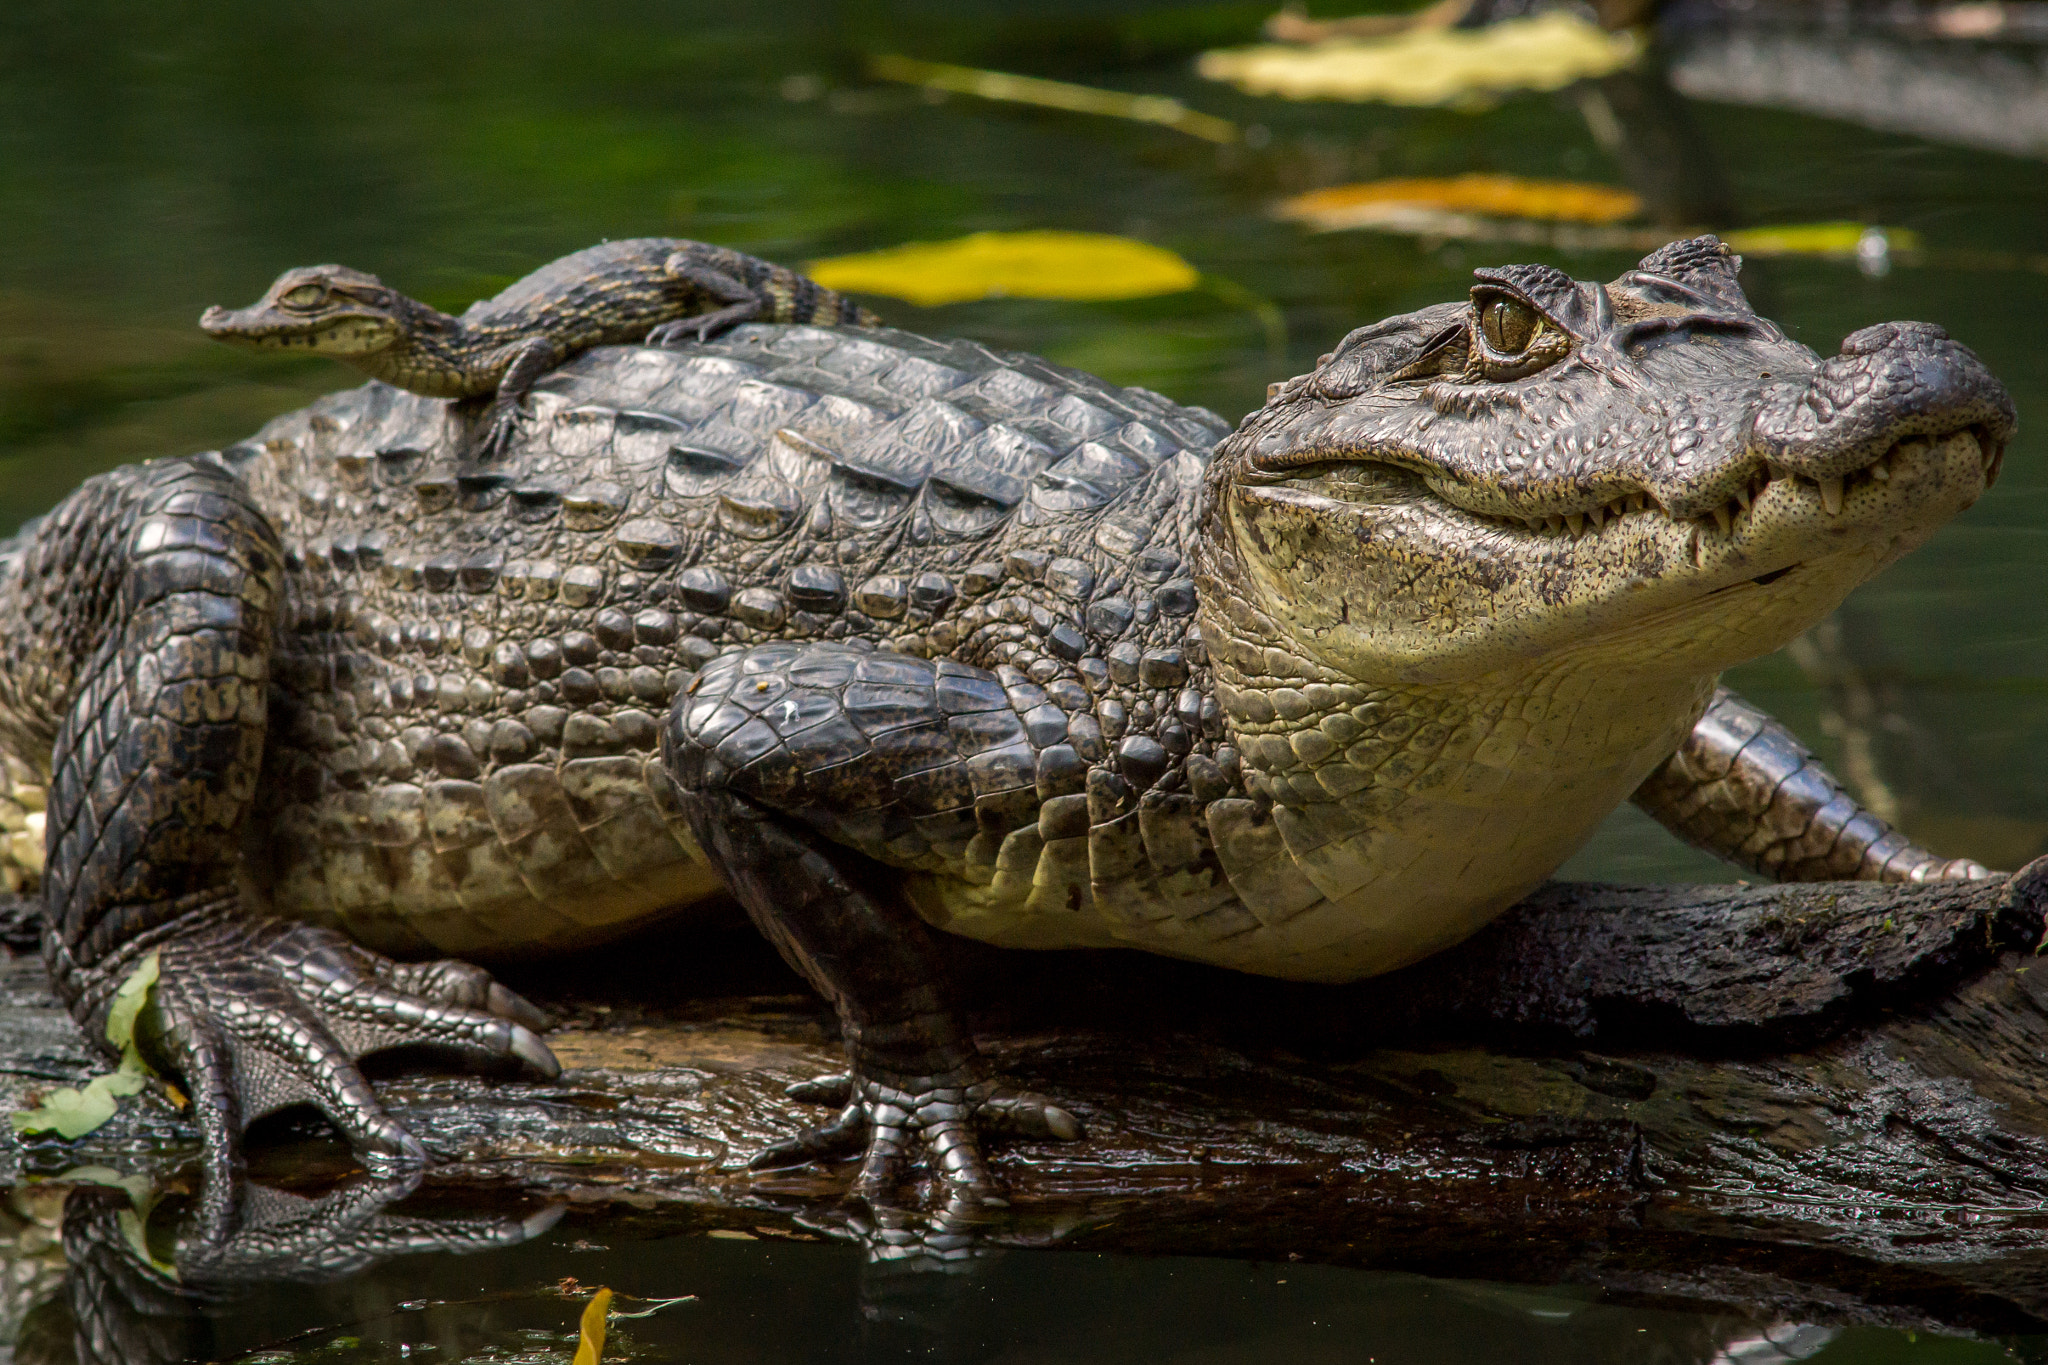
[8,866,2048,1341]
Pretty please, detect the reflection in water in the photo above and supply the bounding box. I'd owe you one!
[0,1170,1947,1364]
[1668,24,2048,158]
[1706,1323,1839,1365]
[11,1168,557,1365]
[1576,47,1738,227]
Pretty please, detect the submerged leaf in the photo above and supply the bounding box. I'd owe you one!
[573,1286,613,1365]
[870,56,1239,144]
[809,231,1201,306]
[1198,12,1642,107]
[1277,175,1642,228]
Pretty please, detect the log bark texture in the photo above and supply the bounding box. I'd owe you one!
[6,867,2048,1342]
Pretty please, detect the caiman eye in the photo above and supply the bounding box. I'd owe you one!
[278,284,327,309]
[1480,296,1541,354]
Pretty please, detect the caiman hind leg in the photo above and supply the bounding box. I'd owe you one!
[645,247,768,347]
[1633,686,1992,882]
[35,456,557,1183]
[664,641,1081,1205]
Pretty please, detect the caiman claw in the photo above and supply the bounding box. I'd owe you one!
[754,1071,1083,1205]
[139,910,559,1181]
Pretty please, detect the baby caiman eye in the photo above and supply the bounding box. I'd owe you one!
[279,284,327,309]
[1480,296,1541,354]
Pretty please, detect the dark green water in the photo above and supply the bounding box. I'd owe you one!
[4,0,2048,1359]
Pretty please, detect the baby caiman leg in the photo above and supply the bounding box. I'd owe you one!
[665,641,1081,1204]
[474,336,567,460]
[1633,686,1992,882]
[644,247,769,347]
[32,458,556,1182]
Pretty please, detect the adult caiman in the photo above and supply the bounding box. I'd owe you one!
[0,236,2015,1203]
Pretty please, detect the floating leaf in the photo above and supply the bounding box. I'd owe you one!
[1723,222,1921,257]
[1270,190,1923,276]
[870,56,1238,144]
[809,231,1201,306]
[12,953,160,1140]
[573,1286,613,1365]
[1277,175,1642,229]
[1198,12,1643,107]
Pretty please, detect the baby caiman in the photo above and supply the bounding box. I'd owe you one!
[199,238,881,458]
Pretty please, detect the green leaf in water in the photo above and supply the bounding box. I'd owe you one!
[11,951,161,1139]
[104,948,160,1055]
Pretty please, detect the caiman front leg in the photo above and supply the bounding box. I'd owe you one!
[474,336,566,460]
[38,458,556,1183]
[665,642,1081,1205]
[1633,686,1991,882]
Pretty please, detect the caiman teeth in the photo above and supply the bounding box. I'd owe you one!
[1502,491,1648,537]
[1488,432,1943,543]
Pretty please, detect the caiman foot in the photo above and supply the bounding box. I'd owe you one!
[648,260,764,346]
[646,306,761,349]
[754,1071,1082,1205]
[131,907,558,1181]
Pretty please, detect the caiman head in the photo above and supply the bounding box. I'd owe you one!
[199,265,433,362]
[1199,236,2016,689]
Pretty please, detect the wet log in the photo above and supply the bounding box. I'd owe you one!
[6,866,2048,1341]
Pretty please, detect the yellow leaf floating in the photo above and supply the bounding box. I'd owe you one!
[573,1287,612,1365]
[1198,12,1643,107]
[808,231,1200,307]
[1277,175,1643,230]
[1723,222,1922,257]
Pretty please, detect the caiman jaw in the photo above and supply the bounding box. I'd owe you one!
[200,306,400,357]
[1412,424,1999,544]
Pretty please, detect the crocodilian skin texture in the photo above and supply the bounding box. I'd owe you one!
[0,236,2014,1210]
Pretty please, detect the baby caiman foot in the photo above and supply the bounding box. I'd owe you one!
[134,906,558,1182]
[644,262,763,347]
[755,1072,1082,1204]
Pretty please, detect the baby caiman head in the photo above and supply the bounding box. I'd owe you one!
[200,265,415,359]
[1202,236,2016,686]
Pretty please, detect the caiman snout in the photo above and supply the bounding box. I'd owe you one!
[1751,320,2016,489]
